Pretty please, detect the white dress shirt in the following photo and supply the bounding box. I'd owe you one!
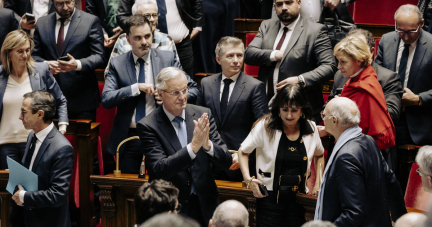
[396,39,418,88]
[129,51,156,128]
[219,72,240,101]
[300,0,322,22]
[33,0,50,21]
[19,122,55,203]
[162,105,214,160]
[54,9,82,71]
[165,0,189,42]
[269,15,301,95]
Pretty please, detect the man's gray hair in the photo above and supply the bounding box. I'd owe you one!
[212,200,248,227]
[23,91,56,123]
[302,220,337,227]
[327,97,360,127]
[416,146,432,176]
[394,4,423,24]
[215,36,244,57]
[132,0,158,15]
[155,67,185,90]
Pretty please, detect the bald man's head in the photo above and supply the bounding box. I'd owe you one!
[395,213,427,227]
[325,97,360,127]
[210,200,248,227]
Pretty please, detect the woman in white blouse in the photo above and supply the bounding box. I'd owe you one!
[0,30,67,169]
[238,84,325,227]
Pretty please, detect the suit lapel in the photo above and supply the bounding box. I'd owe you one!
[408,32,427,88]
[211,74,223,126]
[280,17,304,65]
[0,74,8,115]
[156,107,182,151]
[61,10,81,56]
[267,20,281,50]
[221,72,245,127]
[32,127,57,171]
[150,50,160,82]
[389,36,400,71]
[185,106,196,144]
[29,72,41,91]
[127,52,137,84]
[49,13,59,58]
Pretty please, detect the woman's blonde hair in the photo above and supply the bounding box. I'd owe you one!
[334,36,372,68]
[1,30,35,75]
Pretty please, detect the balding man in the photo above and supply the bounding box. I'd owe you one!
[209,200,248,227]
[376,4,432,146]
[415,146,432,226]
[395,213,427,227]
[315,97,406,226]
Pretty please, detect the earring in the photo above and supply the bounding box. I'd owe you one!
[301,113,305,118]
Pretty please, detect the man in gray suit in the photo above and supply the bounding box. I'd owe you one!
[245,0,336,122]
[325,28,403,169]
[102,15,198,173]
[376,4,432,146]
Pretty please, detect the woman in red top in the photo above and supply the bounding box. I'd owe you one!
[333,36,395,150]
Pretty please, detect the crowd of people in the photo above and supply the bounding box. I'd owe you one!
[1,0,432,226]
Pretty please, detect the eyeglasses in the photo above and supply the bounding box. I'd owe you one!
[395,23,421,36]
[320,111,332,120]
[175,203,182,213]
[416,168,432,178]
[162,87,189,97]
[143,13,160,20]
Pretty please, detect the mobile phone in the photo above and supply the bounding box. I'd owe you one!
[258,184,269,196]
[58,56,70,61]
[25,13,35,21]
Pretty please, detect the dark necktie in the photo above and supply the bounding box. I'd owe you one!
[135,58,146,123]
[156,0,168,34]
[24,135,37,169]
[268,27,289,100]
[57,18,66,54]
[398,44,410,86]
[220,78,233,119]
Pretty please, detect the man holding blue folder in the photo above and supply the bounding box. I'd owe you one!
[11,91,74,227]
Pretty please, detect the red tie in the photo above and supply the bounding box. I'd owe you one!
[268,27,289,101]
[57,18,66,54]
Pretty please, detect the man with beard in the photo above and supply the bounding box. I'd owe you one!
[102,15,198,173]
[244,0,336,123]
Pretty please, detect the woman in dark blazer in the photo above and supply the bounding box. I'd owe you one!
[0,30,67,169]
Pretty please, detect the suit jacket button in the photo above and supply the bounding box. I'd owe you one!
[184,200,188,204]
[187,181,190,186]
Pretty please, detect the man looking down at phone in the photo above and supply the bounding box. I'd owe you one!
[32,0,104,120]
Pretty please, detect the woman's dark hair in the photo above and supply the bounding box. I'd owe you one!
[264,83,312,140]
[134,179,179,225]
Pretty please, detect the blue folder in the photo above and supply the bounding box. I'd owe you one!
[6,156,38,194]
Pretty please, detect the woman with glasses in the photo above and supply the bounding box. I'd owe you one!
[104,0,179,78]
[327,36,396,151]
[238,84,325,227]
[0,30,67,169]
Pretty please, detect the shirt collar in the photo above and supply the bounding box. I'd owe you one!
[350,67,364,78]
[279,15,301,32]
[400,37,419,48]
[162,105,186,121]
[55,8,75,21]
[132,50,152,65]
[221,71,240,82]
[34,122,54,143]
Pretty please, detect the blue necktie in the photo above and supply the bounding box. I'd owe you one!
[135,58,146,123]
[173,116,196,194]
[156,0,168,34]
[398,44,410,86]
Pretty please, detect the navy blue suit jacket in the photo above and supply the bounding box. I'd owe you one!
[32,9,105,114]
[136,104,232,225]
[102,49,198,156]
[376,31,432,145]
[321,134,406,226]
[0,62,68,123]
[12,126,74,227]
[0,8,19,60]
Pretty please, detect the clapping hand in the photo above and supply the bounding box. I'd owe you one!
[191,113,210,153]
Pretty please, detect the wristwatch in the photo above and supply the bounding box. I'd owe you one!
[298,76,306,87]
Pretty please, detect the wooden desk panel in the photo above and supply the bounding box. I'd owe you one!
[91,174,256,227]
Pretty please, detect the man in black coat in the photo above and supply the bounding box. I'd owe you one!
[0,7,19,61]
[196,37,268,181]
[32,0,105,120]
[11,91,74,227]
[137,67,232,226]
[315,97,406,226]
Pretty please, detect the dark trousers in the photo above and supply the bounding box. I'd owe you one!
[0,143,26,170]
[69,109,97,122]
[119,129,143,174]
[175,36,194,79]
[256,191,305,227]
[395,112,415,145]
[186,194,206,227]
